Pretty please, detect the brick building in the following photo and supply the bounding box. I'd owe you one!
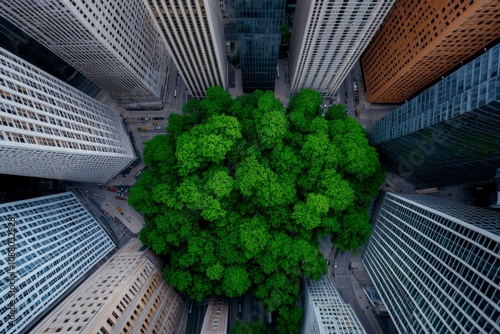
[362,0,500,103]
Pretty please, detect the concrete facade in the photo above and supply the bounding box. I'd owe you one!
[290,0,394,97]
[31,238,186,334]
[147,0,227,99]
[200,297,229,334]
[303,276,366,334]
[0,0,169,105]
[0,47,136,183]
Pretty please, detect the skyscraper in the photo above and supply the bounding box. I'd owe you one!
[147,0,227,99]
[200,297,229,334]
[290,0,394,97]
[362,0,500,103]
[31,238,186,334]
[0,0,169,105]
[0,47,136,183]
[367,43,500,189]
[235,0,285,92]
[0,192,115,334]
[303,276,366,334]
[363,192,500,333]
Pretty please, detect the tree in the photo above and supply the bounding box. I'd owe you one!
[129,86,385,333]
[232,49,240,65]
[325,103,347,120]
[231,320,271,334]
[281,24,291,45]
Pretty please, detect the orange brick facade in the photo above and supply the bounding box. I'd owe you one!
[362,0,500,103]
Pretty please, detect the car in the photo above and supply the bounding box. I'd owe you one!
[134,167,148,179]
[116,196,126,201]
[116,207,124,215]
[99,186,106,190]
[140,117,150,121]
[152,122,158,126]
[334,262,338,269]
[155,126,162,130]
[138,127,148,131]
[153,117,165,120]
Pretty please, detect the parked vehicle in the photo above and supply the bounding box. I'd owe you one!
[116,196,126,201]
[106,187,117,193]
[134,167,148,179]
[140,117,150,121]
[155,126,162,130]
[153,117,164,120]
[116,207,124,215]
[138,127,148,131]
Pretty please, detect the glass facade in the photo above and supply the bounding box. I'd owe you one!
[235,0,285,92]
[367,44,500,188]
[0,192,115,334]
[364,192,500,334]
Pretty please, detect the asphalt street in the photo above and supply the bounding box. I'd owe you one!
[185,300,209,334]
[333,251,382,334]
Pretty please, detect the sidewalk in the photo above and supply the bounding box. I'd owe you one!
[347,249,385,334]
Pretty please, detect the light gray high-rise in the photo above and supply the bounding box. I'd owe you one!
[303,276,366,334]
[147,0,227,99]
[0,0,169,105]
[0,47,135,183]
[289,0,394,97]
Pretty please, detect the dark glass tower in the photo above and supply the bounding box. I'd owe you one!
[364,192,500,333]
[367,43,500,189]
[235,0,285,92]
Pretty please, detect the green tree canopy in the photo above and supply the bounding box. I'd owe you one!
[231,319,271,334]
[130,86,385,334]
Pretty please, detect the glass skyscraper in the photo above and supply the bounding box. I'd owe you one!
[0,192,115,334]
[235,0,285,92]
[364,192,500,333]
[367,43,500,188]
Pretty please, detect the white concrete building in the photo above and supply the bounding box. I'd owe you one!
[290,0,394,97]
[0,192,115,334]
[303,276,366,334]
[0,47,136,183]
[147,0,227,98]
[200,297,228,334]
[0,0,169,105]
[31,238,186,334]
[364,192,500,333]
